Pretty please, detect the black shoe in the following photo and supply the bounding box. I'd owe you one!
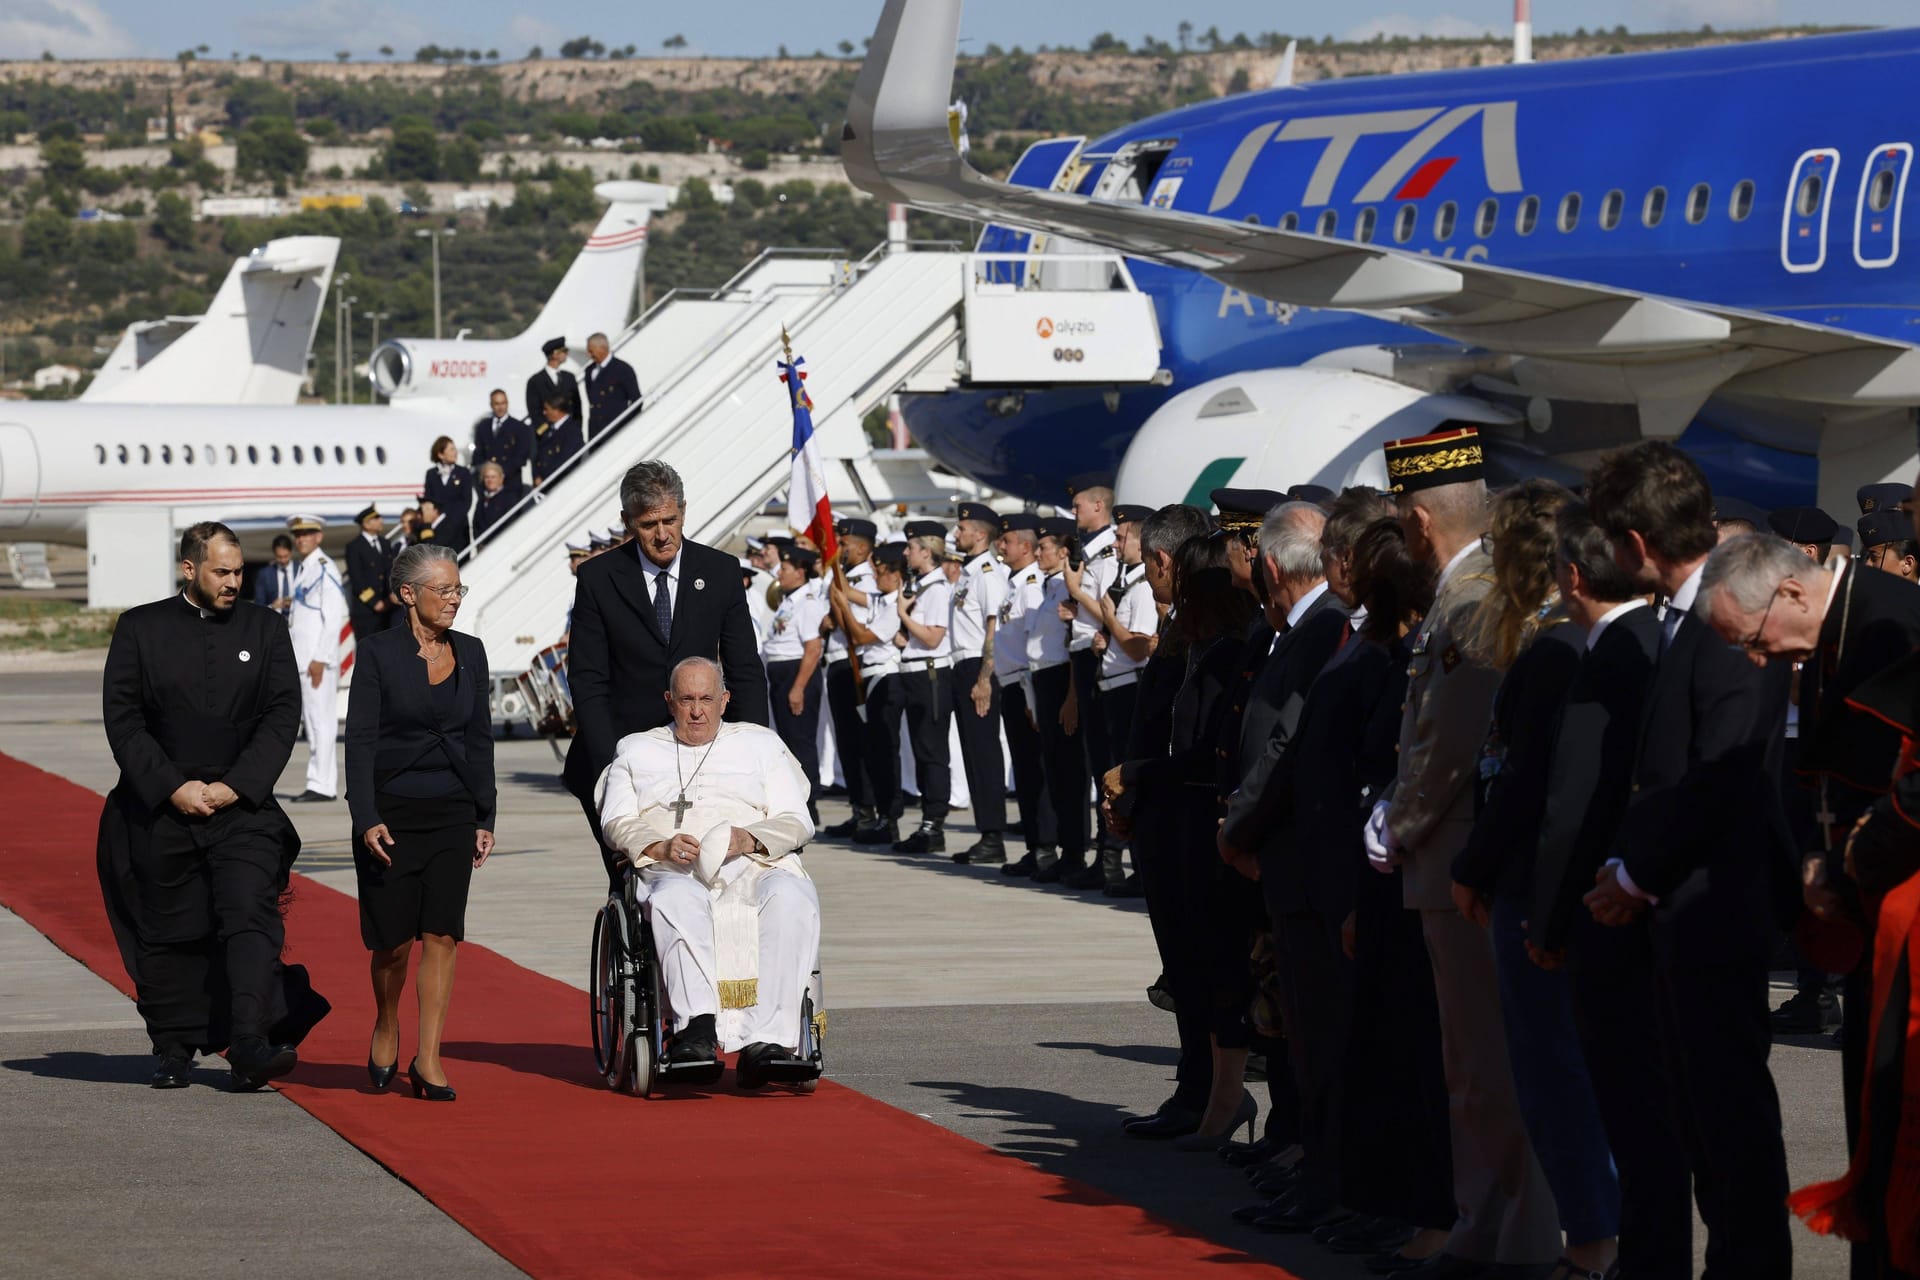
[228,1037,297,1092]
[286,790,335,803]
[1146,974,1176,1012]
[1771,988,1839,1035]
[1033,857,1084,885]
[853,821,899,846]
[150,1051,193,1089]
[953,831,1006,865]
[824,808,875,839]
[1001,852,1039,878]
[667,1013,719,1065]
[892,824,945,855]
[1222,1135,1280,1168]
[1104,873,1146,898]
[1062,863,1106,890]
[734,1041,784,1090]
[1122,1108,1202,1139]
[367,1056,398,1091]
[407,1058,456,1101]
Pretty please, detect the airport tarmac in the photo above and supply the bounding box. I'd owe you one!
[0,661,1857,1278]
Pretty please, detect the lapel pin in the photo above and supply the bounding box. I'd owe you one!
[694,578,705,590]
[238,650,251,662]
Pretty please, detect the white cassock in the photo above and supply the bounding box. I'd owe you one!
[288,547,346,797]
[597,723,819,1050]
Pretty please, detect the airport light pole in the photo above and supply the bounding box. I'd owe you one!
[343,295,358,403]
[332,272,352,403]
[414,227,456,340]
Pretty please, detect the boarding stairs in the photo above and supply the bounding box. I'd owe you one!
[457,241,1163,677]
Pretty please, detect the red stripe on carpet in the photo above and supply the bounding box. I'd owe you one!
[0,753,1285,1277]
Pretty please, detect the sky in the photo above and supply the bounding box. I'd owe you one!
[3,0,1916,62]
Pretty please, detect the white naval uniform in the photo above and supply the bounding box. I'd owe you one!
[597,723,819,1049]
[289,545,346,797]
[1069,525,1119,653]
[1101,562,1154,686]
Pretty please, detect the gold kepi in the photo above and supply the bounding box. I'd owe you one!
[1381,425,1486,493]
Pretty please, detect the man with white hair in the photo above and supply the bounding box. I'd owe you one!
[598,657,819,1084]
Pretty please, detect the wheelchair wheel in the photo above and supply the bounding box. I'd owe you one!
[588,902,619,1078]
[627,931,667,1097]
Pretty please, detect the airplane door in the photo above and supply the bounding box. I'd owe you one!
[976,136,1085,284]
[0,424,41,529]
[1782,148,1841,274]
[1854,143,1912,269]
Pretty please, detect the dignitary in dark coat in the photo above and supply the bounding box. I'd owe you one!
[422,436,473,524]
[347,544,496,1101]
[525,335,580,425]
[562,460,769,886]
[472,389,532,494]
[98,521,320,1090]
[582,331,642,439]
[471,462,517,544]
[344,505,399,642]
[532,394,585,488]
[255,535,295,615]
[1584,441,1796,1280]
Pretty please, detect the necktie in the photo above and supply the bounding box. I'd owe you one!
[1661,601,1682,651]
[652,568,673,644]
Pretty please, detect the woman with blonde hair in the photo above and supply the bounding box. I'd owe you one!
[1451,479,1621,1280]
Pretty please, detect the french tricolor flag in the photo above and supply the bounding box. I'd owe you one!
[778,344,837,560]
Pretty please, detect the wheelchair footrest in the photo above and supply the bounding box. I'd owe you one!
[657,1057,725,1086]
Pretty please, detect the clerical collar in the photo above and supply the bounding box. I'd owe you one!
[180,591,217,620]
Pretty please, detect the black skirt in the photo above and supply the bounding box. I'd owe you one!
[354,790,477,951]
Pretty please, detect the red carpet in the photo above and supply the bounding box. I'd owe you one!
[0,753,1283,1277]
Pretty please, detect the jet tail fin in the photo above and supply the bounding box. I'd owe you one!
[524,181,675,346]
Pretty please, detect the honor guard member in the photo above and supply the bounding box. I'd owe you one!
[1063,472,1123,860]
[990,513,1056,873]
[344,505,398,642]
[1029,517,1091,882]
[1089,503,1157,893]
[99,521,319,1090]
[947,501,1010,863]
[472,388,532,495]
[765,544,829,822]
[845,543,908,845]
[822,518,882,839]
[285,515,346,803]
[894,520,956,853]
[1859,509,1919,581]
[526,336,580,425]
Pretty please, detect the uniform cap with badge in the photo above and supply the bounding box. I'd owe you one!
[541,336,568,357]
[1858,509,1912,550]
[1713,495,1769,527]
[287,514,326,534]
[1380,423,1486,493]
[1113,503,1156,526]
[1285,483,1336,506]
[1857,482,1912,514]
[1065,470,1116,498]
[566,531,593,560]
[780,545,821,571]
[903,520,947,540]
[355,505,381,528]
[835,517,879,542]
[1767,505,1841,549]
[1208,487,1283,539]
[999,512,1042,534]
[955,501,999,527]
[871,541,909,569]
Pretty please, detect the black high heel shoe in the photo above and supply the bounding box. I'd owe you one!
[367,1055,398,1092]
[408,1058,456,1102]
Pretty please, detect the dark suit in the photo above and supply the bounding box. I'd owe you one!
[95,596,307,1055]
[471,486,518,543]
[423,464,474,522]
[471,414,532,492]
[526,366,580,425]
[254,559,295,616]
[562,541,769,877]
[1614,591,1796,1280]
[533,413,584,487]
[416,511,469,556]
[343,533,396,641]
[344,626,497,836]
[583,355,642,439]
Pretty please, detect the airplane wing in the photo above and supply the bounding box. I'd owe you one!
[842,0,1920,410]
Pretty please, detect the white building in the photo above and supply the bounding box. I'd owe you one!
[32,364,83,392]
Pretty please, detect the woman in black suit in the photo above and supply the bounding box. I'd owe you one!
[422,436,474,523]
[346,543,495,1102]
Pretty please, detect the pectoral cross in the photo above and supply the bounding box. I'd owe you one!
[669,792,693,829]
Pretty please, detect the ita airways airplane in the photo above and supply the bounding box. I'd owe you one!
[369,180,673,408]
[846,1,1920,515]
[83,236,338,406]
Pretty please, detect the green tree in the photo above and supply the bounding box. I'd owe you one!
[20,210,73,261]
[236,116,309,180]
[381,116,439,180]
[441,135,482,182]
[40,136,87,188]
[662,34,687,50]
[152,192,195,249]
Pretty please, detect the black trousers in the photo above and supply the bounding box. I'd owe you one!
[1031,664,1088,859]
[946,656,1006,834]
[1132,787,1210,1111]
[1099,679,1139,774]
[898,661,951,823]
[1569,913,1694,1280]
[999,678,1054,852]
[1166,789,1261,1047]
[1070,647,1114,848]
[1271,903,1354,1198]
[129,810,285,1050]
[864,671,906,821]
[767,659,823,815]
[825,659,875,811]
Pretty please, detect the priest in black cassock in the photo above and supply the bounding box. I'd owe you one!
[96,521,329,1090]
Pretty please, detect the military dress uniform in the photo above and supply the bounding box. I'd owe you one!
[1030,518,1089,880]
[992,515,1056,875]
[854,543,909,844]
[526,336,581,424]
[764,548,830,820]
[895,522,955,853]
[1094,505,1158,891]
[947,501,1010,862]
[823,519,883,838]
[287,516,347,800]
[344,506,398,642]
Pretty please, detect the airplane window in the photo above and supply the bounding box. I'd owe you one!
[310,443,323,464]
[160,445,172,465]
[1870,169,1897,214]
[94,444,105,465]
[1278,212,1298,232]
[1796,174,1823,217]
[1475,198,1498,238]
[269,445,280,464]
[1643,186,1667,227]
[1242,214,1260,225]
[247,445,258,464]
[1730,180,1755,222]
[1516,195,1540,236]
[376,446,388,464]
[1394,204,1417,243]
[1686,183,1711,224]
[1434,201,1457,241]
[355,446,366,464]
[226,445,237,465]
[1354,207,1377,243]
[1600,190,1624,230]
[183,445,194,464]
[1315,209,1339,237]
[1557,193,1582,232]
[291,445,302,464]
[334,446,346,464]
[140,445,151,464]
[116,444,128,464]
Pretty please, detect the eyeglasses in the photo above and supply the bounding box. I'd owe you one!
[1737,584,1780,653]
[413,584,470,600]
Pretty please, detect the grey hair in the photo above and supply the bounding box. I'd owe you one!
[477,460,504,479]
[587,331,609,347]
[1696,532,1821,620]
[669,656,726,694]
[1403,479,1489,539]
[620,460,685,516]
[1140,503,1212,561]
[1323,487,1397,556]
[1259,501,1327,582]
[394,543,458,593]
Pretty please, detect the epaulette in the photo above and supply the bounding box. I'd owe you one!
[358,587,375,602]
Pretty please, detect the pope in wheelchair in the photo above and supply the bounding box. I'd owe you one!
[590,657,823,1093]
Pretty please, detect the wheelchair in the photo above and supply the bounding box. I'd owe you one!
[588,869,824,1097]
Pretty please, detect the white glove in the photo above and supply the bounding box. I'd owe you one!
[1363,797,1401,873]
